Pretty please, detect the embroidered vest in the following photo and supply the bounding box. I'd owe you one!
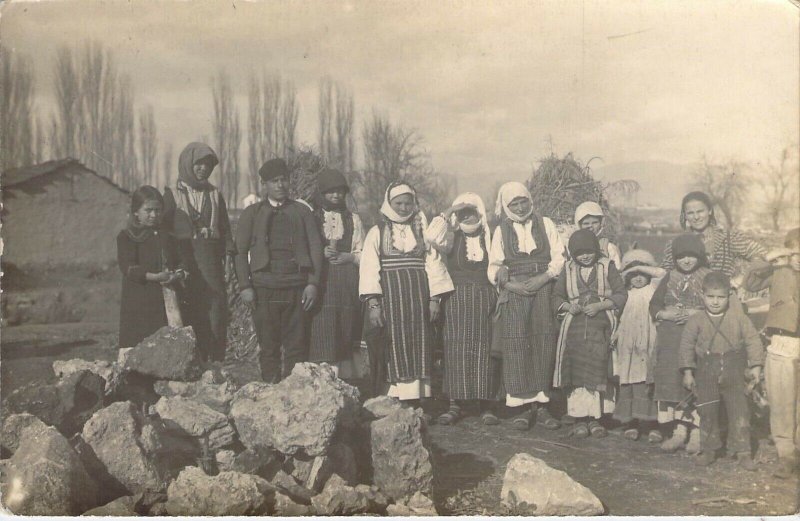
[500,214,551,276]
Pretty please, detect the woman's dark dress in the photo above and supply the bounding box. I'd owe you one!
[117,229,185,348]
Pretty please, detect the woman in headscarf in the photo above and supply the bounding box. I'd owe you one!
[425,192,498,425]
[359,181,454,406]
[308,168,364,379]
[488,182,566,430]
[574,201,622,269]
[163,142,235,362]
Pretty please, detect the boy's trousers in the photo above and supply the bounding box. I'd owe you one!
[253,286,309,383]
[765,335,800,464]
[695,350,750,454]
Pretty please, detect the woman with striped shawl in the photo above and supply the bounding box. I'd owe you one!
[359,182,454,406]
[553,229,627,438]
[425,192,498,425]
[488,182,566,431]
[308,168,364,379]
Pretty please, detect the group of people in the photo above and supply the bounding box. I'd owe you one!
[118,142,800,478]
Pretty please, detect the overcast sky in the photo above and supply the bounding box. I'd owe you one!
[2,0,798,185]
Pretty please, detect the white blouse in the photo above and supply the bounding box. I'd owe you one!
[322,210,364,264]
[487,216,566,284]
[424,215,487,262]
[359,222,454,298]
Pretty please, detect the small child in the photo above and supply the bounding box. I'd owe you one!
[650,233,710,453]
[574,201,622,269]
[117,186,188,348]
[679,271,764,470]
[612,249,666,442]
[553,229,627,438]
[743,228,800,478]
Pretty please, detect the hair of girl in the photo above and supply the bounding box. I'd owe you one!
[130,185,164,214]
[679,191,717,230]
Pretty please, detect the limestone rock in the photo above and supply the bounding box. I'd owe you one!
[123,326,202,381]
[0,413,50,456]
[274,491,312,516]
[501,453,604,516]
[153,370,236,413]
[82,495,139,516]
[215,447,282,478]
[2,424,99,515]
[153,396,236,450]
[81,401,164,494]
[310,474,370,515]
[229,363,360,456]
[370,406,433,501]
[285,442,358,492]
[386,491,437,516]
[53,359,114,390]
[269,469,315,504]
[355,484,390,512]
[165,466,273,516]
[361,395,404,420]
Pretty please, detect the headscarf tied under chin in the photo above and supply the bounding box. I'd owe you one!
[178,142,219,191]
[495,181,533,223]
[380,181,417,224]
[450,191,491,246]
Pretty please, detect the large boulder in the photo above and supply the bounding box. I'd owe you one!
[123,326,202,381]
[81,401,164,494]
[154,369,236,413]
[501,453,604,515]
[386,491,438,516]
[165,466,273,516]
[153,396,236,450]
[370,406,433,501]
[285,442,358,492]
[229,363,360,456]
[215,447,283,478]
[53,359,114,391]
[274,491,312,516]
[361,395,404,420]
[310,474,370,515]
[2,424,99,515]
[0,413,50,457]
[3,370,105,436]
[82,495,140,516]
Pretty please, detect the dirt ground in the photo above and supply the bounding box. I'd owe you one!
[1,321,798,516]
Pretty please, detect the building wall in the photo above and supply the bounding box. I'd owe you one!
[2,169,130,269]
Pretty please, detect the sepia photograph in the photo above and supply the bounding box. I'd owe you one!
[0,0,798,516]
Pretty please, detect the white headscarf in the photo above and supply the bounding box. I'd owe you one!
[380,182,416,224]
[495,182,533,223]
[574,201,604,226]
[450,192,491,262]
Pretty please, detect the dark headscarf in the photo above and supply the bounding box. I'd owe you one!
[568,229,601,258]
[178,142,219,190]
[671,233,708,266]
[315,168,349,211]
[680,191,717,230]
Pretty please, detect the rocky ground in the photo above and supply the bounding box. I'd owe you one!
[1,321,798,515]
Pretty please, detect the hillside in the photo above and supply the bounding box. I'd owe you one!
[594,161,694,209]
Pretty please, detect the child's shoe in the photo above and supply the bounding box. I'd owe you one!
[623,427,640,441]
[695,451,716,467]
[660,423,688,452]
[588,420,607,438]
[536,408,561,430]
[736,452,756,472]
[685,426,701,454]
[647,430,664,444]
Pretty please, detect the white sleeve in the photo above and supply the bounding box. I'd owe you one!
[544,217,566,278]
[487,228,506,286]
[608,242,622,270]
[423,215,454,254]
[425,242,454,297]
[358,225,383,297]
[350,214,364,265]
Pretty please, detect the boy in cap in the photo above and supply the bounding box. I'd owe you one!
[744,228,800,477]
[234,158,323,382]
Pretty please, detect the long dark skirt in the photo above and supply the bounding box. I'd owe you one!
[614,382,657,423]
[184,238,228,362]
[442,282,497,400]
[559,313,612,392]
[493,283,557,396]
[309,262,362,363]
[653,321,692,403]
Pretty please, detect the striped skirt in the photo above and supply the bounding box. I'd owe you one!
[492,282,558,396]
[653,321,692,403]
[380,257,431,382]
[442,282,497,400]
[558,313,612,392]
[309,262,362,364]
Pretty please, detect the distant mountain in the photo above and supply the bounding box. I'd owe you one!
[593,161,694,209]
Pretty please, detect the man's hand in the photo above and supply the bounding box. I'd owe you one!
[496,267,510,287]
[505,281,533,296]
[324,246,339,260]
[301,285,318,311]
[682,370,696,392]
[429,300,441,322]
[368,303,385,328]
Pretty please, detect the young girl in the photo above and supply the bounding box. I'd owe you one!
[164,143,235,363]
[553,229,627,438]
[650,233,710,453]
[425,192,498,425]
[574,201,622,269]
[612,249,666,442]
[117,186,188,348]
[308,168,364,379]
[359,181,453,405]
[489,182,566,431]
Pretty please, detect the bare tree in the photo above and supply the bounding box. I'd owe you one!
[212,70,242,207]
[33,115,46,163]
[318,77,354,171]
[162,141,174,188]
[691,156,750,228]
[759,145,800,231]
[137,105,158,186]
[51,47,80,158]
[0,47,36,170]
